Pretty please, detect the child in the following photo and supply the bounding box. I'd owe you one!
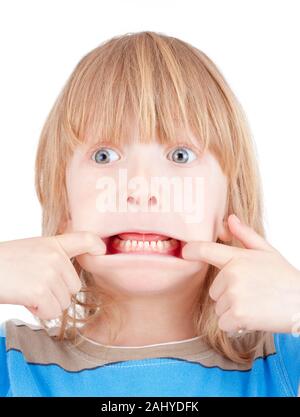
[0,31,299,397]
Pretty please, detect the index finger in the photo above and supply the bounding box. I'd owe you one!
[52,231,107,258]
[181,241,244,269]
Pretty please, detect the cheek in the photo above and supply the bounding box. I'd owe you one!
[201,172,227,240]
[182,165,227,241]
[67,168,106,229]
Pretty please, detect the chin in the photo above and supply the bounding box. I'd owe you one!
[75,249,208,297]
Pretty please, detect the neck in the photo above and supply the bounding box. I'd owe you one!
[81,273,204,347]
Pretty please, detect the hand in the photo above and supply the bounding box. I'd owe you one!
[0,232,106,320]
[181,214,300,334]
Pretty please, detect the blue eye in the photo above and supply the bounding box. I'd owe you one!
[91,148,120,164]
[167,146,197,164]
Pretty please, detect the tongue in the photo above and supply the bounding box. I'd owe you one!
[117,232,170,241]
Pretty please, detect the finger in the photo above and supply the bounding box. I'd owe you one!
[214,291,232,317]
[182,241,243,269]
[49,274,73,311]
[61,260,82,295]
[52,231,107,258]
[227,214,275,251]
[51,242,82,294]
[209,269,228,301]
[217,307,243,333]
[25,305,39,315]
[35,290,62,320]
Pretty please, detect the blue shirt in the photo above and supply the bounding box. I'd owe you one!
[0,318,299,397]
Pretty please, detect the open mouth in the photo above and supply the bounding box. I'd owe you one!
[102,232,186,259]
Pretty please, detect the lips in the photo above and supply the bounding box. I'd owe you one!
[103,231,185,258]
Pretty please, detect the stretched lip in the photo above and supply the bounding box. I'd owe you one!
[101,229,188,259]
[101,229,188,245]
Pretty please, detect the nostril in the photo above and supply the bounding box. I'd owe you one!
[149,196,157,205]
[127,196,135,204]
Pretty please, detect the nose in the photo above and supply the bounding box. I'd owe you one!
[127,191,159,210]
[125,150,161,211]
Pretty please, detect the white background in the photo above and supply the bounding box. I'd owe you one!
[0,0,299,324]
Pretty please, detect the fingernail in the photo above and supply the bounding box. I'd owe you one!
[232,214,241,223]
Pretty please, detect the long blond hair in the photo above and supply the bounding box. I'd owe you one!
[34,31,267,364]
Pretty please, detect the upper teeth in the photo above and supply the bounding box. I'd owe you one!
[124,239,168,248]
[113,237,178,251]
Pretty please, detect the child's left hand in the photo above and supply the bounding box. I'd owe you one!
[181,214,300,335]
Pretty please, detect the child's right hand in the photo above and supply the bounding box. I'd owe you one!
[0,232,106,320]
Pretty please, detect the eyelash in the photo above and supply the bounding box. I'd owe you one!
[90,144,199,165]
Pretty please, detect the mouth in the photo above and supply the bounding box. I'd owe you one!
[102,231,186,259]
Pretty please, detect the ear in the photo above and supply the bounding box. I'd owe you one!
[217,218,232,242]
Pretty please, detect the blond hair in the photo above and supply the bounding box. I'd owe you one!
[35,31,267,364]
